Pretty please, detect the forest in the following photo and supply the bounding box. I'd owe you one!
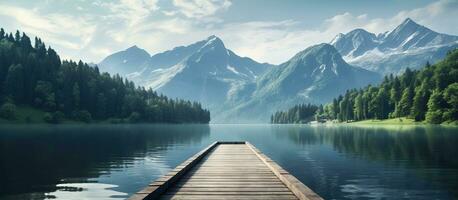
[0,29,210,123]
[270,104,318,124]
[272,49,458,124]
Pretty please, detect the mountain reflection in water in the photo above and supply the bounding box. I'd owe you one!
[0,124,457,200]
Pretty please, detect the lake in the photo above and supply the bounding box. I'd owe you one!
[0,124,457,200]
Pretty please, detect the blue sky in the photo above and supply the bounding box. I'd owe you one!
[0,0,457,64]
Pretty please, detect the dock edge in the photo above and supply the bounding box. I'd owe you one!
[128,141,323,200]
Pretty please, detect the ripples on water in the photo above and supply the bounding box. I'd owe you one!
[0,124,457,199]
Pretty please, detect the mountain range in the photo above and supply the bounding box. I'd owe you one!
[98,18,457,122]
[215,43,380,122]
[331,18,458,75]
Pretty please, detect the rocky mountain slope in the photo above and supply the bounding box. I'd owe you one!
[217,44,380,122]
[331,18,458,74]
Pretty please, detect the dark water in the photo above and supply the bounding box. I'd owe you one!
[0,124,457,200]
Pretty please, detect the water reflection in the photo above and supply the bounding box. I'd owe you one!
[1,124,457,200]
[0,124,209,200]
[271,125,458,199]
[46,183,126,200]
[272,125,458,168]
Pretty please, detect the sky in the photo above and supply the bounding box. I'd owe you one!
[0,0,457,64]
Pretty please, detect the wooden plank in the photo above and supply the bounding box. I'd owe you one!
[188,170,273,173]
[183,177,280,180]
[185,175,276,177]
[165,192,295,195]
[175,181,284,185]
[176,179,283,183]
[186,173,276,176]
[246,142,323,200]
[187,173,275,175]
[174,184,287,188]
[178,178,276,182]
[167,187,291,192]
[130,141,323,200]
[127,142,219,200]
[159,195,298,200]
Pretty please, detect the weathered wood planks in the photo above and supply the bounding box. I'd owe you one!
[128,141,323,200]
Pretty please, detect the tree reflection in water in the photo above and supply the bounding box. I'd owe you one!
[0,124,209,200]
[271,125,458,199]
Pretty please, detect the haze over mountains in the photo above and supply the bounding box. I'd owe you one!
[217,43,380,122]
[99,45,150,75]
[101,36,273,113]
[99,18,458,122]
[331,18,458,75]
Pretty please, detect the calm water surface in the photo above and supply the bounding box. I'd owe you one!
[0,124,457,200]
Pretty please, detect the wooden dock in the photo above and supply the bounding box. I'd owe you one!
[129,141,323,200]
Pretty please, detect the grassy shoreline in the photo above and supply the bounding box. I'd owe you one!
[341,117,457,126]
[348,118,420,125]
[0,106,208,125]
[0,106,105,124]
[2,109,457,126]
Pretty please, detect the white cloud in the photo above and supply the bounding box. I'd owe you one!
[146,18,193,34]
[393,0,458,34]
[172,0,231,19]
[0,4,96,52]
[134,0,458,65]
[215,20,313,64]
[97,0,160,27]
[0,0,456,66]
[218,0,458,64]
[321,0,458,36]
[162,10,178,16]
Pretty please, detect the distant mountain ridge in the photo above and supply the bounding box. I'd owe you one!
[98,18,456,122]
[99,36,273,113]
[99,45,150,76]
[100,37,380,122]
[331,18,458,74]
[216,43,380,122]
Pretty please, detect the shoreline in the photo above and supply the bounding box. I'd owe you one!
[343,118,457,126]
[271,117,457,127]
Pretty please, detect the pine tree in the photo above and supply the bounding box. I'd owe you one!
[411,80,431,121]
[73,83,80,109]
[5,64,25,103]
[389,77,401,116]
[14,30,20,42]
[96,93,107,119]
[425,90,445,124]
[0,27,210,123]
[397,87,414,117]
[375,88,390,119]
[354,93,364,121]
[0,28,4,39]
[443,83,458,122]
[292,49,458,124]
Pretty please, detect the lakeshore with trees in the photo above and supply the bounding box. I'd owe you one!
[272,49,458,125]
[0,29,210,124]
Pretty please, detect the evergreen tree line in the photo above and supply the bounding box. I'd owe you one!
[317,49,458,124]
[270,104,318,123]
[0,28,210,123]
[272,49,458,124]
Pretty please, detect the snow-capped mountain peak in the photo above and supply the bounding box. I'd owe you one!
[331,18,458,74]
[195,35,227,57]
[380,18,432,50]
[99,36,273,113]
[330,33,345,45]
[126,45,142,51]
[98,45,150,75]
[220,43,380,122]
[330,28,379,58]
[398,18,417,29]
[201,35,225,49]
